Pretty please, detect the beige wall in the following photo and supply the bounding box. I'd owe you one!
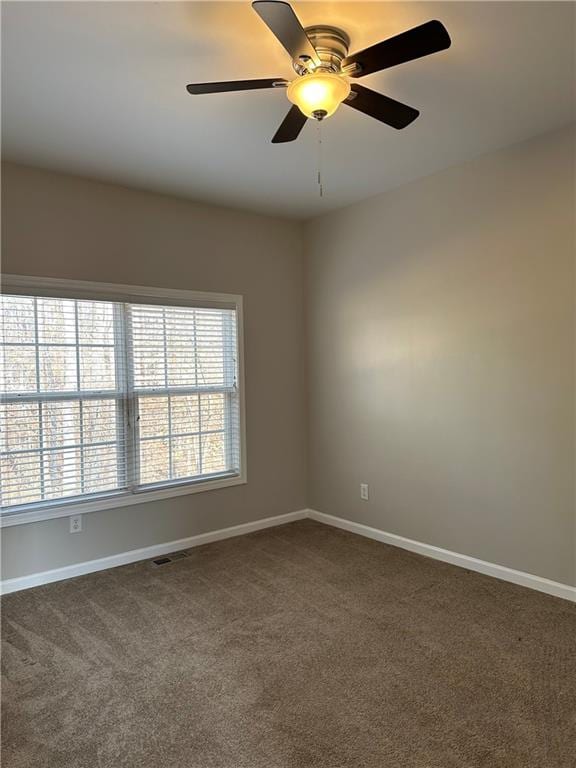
[1,163,307,579]
[2,125,575,588]
[305,125,575,586]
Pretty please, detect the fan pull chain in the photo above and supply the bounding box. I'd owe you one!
[316,119,323,198]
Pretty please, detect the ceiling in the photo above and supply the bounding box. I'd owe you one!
[2,1,574,219]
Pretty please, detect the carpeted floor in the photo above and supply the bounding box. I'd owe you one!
[1,519,575,768]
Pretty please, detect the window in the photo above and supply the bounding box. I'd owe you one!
[0,278,245,524]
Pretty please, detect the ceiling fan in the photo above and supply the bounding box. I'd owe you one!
[186,1,451,143]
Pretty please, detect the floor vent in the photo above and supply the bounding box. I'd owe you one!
[151,551,189,567]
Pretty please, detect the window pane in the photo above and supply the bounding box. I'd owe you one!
[132,351,165,388]
[39,346,77,392]
[171,395,199,435]
[1,296,35,344]
[165,308,197,388]
[77,301,115,344]
[131,307,165,389]
[129,305,237,391]
[83,399,118,444]
[138,396,169,438]
[139,438,169,484]
[37,298,76,344]
[1,294,127,511]
[42,401,81,448]
[201,433,226,474]
[172,435,200,479]
[0,452,42,507]
[129,302,240,490]
[1,398,124,509]
[167,348,197,387]
[196,310,225,387]
[79,347,116,390]
[0,402,40,453]
[84,445,119,494]
[200,393,225,432]
[1,346,37,392]
[43,447,82,499]
[196,348,224,386]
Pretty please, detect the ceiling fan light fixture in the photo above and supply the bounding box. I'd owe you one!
[187,3,451,142]
[287,72,351,120]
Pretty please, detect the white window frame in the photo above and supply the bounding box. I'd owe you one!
[0,275,247,528]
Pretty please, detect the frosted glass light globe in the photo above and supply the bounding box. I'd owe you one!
[287,72,351,119]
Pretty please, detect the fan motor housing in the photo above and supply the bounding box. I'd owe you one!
[294,26,351,74]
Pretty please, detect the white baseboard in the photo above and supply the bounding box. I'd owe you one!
[0,509,308,595]
[3,508,575,603]
[308,509,576,603]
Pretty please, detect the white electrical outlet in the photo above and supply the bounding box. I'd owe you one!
[69,515,82,534]
[360,483,369,501]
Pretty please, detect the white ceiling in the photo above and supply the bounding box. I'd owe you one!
[2,1,574,219]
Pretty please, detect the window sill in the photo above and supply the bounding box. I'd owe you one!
[0,474,247,528]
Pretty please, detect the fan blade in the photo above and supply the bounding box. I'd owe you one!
[343,20,451,77]
[345,84,419,129]
[186,79,286,94]
[272,105,307,143]
[252,1,320,67]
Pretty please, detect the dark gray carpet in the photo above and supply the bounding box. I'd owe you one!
[2,519,575,768]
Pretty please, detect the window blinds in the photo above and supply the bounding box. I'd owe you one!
[0,293,241,513]
[129,304,240,488]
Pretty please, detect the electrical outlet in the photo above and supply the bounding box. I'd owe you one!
[360,483,369,501]
[69,515,82,534]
